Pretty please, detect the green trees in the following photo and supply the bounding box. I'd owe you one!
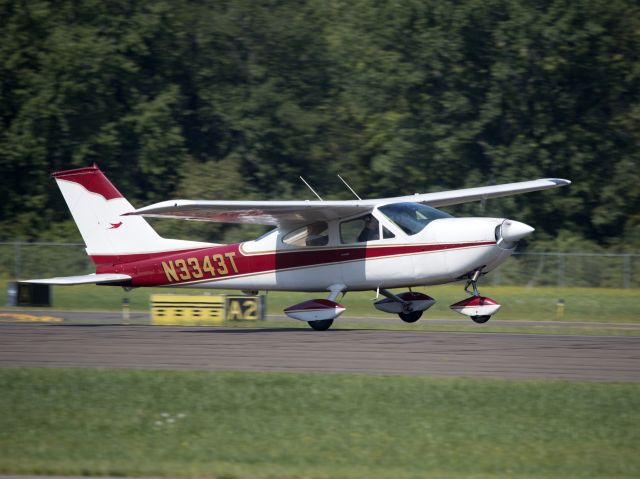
[0,0,638,249]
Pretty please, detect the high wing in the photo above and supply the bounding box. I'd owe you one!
[125,178,570,226]
[22,273,132,285]
[126,199,372,225]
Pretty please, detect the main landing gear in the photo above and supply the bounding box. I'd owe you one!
[373,289,436,323]
[283,284,346,331]
[398,310,423,323]
[308,318,334,331]
[449,270,501,323]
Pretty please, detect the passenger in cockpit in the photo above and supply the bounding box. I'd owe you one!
[357,215,379,242]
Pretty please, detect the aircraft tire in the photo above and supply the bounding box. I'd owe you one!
[398,311,423,323]
[471,315,491,324]
[308,318,334,331]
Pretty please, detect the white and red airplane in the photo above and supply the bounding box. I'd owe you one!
[28,165,570,330]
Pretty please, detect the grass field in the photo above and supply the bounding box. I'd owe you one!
[2,280,639,323]
[1,368,638,479]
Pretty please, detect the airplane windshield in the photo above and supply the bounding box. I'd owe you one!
[378,202,452,235]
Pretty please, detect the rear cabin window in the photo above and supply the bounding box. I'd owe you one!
[282,222,329,246]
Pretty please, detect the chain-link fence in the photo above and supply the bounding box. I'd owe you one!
[486,252,639,288]
[0,242,92,280]
[0,242,638,288]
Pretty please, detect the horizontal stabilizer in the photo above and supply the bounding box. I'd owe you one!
[22,273,132,285]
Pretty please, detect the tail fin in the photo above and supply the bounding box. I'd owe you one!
[53,165,212,264]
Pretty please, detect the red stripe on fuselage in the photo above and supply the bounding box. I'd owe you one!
[95,241,495,287]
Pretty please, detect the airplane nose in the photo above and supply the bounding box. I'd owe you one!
[500,219,535,243]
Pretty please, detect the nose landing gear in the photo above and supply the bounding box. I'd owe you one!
[464,270,482,297]
[450,269,501,323]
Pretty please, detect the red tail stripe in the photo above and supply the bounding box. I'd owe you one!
[52,164,123,201]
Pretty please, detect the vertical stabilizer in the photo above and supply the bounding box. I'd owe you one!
[53,165,213,263]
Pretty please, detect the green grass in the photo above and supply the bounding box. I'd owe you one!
[3,279,638,323]
[0,369,638,479]
[3,279,639,335]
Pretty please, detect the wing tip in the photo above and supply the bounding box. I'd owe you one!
[546,178,571,186]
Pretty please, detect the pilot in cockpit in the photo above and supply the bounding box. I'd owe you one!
[357,215,380,242]
[306,222,329,246]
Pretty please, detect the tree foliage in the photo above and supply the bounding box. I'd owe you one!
[0,0,638,249]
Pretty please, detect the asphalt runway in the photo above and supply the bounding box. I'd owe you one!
[1,322,638,381]
[3,308,640,330]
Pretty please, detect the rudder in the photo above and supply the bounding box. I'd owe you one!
[53,165,211,263]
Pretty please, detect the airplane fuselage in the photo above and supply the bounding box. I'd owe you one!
[98,216,515,292]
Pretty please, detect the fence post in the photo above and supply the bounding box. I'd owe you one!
[13,241,21,279]
[623,254,631,289]
[557,254,565,287]
[122,298,130,324]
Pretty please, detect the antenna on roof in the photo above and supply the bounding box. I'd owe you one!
[299,176,323,201]
[337,174,362,200]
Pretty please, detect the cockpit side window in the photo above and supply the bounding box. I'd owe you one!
[340,214,380,244]
[379,202,452,235]
[282,221,329,246]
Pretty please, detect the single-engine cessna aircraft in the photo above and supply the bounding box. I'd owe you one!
[28,165,570,330]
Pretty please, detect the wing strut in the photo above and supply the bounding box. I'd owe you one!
[337,174,362,200]
[299,176,323,201]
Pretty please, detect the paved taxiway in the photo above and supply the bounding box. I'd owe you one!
[3,308,640,330]
[1,322,638,381]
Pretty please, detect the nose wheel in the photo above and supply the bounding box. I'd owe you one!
[450,269,501,322]
[471,315,491,324]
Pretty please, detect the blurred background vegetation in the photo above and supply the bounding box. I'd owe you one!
[1,0,638,252]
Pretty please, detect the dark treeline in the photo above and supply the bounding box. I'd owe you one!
[1,0,638,250]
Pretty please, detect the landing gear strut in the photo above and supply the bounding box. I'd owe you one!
[464,269,482,297]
